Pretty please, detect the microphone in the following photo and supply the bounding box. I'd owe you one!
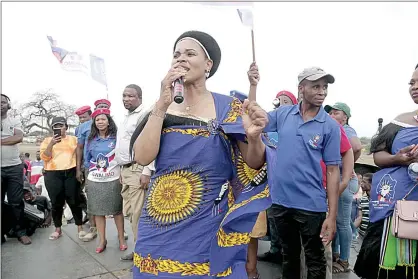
[173,77,184,104]
[272,98,280,108]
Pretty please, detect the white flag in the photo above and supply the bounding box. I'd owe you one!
[90,55,108,87]
[196,2,254,29]
[61,52,90,74]
[237,8,253,29]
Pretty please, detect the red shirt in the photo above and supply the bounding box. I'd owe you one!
[23,160,31,175]
[321,125,351,188]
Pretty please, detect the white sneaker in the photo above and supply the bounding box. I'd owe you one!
[81,227,97,242]
[78,230,87,239]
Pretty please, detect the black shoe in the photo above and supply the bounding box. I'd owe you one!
[257,251,282,264]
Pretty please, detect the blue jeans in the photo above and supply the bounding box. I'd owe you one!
[332,177,358,261]
[350,220,358,239]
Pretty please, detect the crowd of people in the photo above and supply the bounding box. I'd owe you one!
[1,30,417,279]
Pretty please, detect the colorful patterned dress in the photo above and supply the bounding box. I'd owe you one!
[133,93,276,279]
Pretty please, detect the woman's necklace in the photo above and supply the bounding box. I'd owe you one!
[183,92,209,112]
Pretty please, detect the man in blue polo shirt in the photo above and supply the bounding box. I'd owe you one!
[265,67,341,279]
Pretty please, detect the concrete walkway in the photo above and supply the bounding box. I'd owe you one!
[1,219,133,279]
[1,219,361,279]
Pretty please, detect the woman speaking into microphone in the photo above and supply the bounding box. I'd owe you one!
[130,30,276,278]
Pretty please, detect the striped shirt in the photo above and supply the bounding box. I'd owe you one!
[30,160,44,185]
[358,194,370,236]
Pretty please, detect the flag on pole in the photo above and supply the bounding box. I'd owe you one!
[196,2,254,29]
[47,36,108,89]
[90,54,108,88]
[61,52,90,73]
[47,36,68,63]
[196,2,257,62]
[237,8,254,29]
[47,35,89,73]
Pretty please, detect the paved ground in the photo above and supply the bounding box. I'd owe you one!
[1,219,361,279]
[257,239,361,279]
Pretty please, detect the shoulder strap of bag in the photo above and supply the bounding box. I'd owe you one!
[402,183,418,200]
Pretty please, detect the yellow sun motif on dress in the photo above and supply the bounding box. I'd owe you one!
[147,170,204,225]
[236,154,258,185]
[223,98,242,123]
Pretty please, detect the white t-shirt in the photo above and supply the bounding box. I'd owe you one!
[1,116,23,167]
[35,176,50,200]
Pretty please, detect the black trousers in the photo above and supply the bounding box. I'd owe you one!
[44,168,83,227]
[266,207,282,254]
[1,164,27,238]
[77,166,88,213]
[270,204,327,279]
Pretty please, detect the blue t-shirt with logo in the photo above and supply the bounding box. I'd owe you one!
[76,120,92,168]
[264,104,341,212]
[266,132,279,147]
[369,127,418,223]
[85,135,120,182]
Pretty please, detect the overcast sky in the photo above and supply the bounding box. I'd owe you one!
[2,2,417,137]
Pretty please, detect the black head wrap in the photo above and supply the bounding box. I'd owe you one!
[173,31,221,78]
[129,32,221,161]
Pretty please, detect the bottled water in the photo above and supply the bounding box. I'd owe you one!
[408,162,418,182]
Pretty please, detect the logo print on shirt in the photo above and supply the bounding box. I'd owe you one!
[375,174,397,204]
[308,134,321,148]
[108,141,115,148]
[95,153,109,172]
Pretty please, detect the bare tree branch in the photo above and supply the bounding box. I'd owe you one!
[15,88,79,135]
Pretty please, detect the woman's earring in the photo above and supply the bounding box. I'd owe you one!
[205,70,210,78]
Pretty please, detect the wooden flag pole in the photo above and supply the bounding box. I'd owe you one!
[249,29,257,102]
[103,70,109,100]
[251,29,256,62]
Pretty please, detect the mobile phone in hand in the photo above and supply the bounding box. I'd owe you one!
[53,128,62,141]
